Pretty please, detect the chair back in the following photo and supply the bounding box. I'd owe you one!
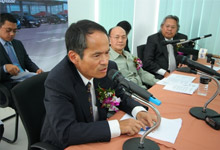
[11,72,48,149]
[0,83,12,108]
[137,44,146,61]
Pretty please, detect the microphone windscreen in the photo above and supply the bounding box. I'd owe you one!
[108,69,119,81]
[176,55,187,64]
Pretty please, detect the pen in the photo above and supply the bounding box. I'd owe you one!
[140,126,151,131]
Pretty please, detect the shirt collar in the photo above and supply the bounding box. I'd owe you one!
[165,37,173,41]
[0,38,12,46]
[77,70,94,86]
[110,47,126,59]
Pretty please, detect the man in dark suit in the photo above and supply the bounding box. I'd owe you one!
[0,13,43,107]
[143,15,189,79]
[40,20,157,149]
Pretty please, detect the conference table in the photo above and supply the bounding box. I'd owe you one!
[66,59,220,150]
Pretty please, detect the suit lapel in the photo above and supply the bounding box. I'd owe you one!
[74,81,94,122]
[0,42,12,63]
[158,33,169,60]
[94,78,109,120]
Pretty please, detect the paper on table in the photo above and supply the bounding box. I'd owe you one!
[163,83,199,95]
[121,114,182,144]
[157,73,196,86]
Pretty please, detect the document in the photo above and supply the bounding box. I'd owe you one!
[157,73,198,94]
[163,83,199,95]
[157,73,196,86]
[121,114,182,144]
[11,71,36,82]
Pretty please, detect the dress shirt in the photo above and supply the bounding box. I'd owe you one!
[156,38,176,75]
[109,48,159,89]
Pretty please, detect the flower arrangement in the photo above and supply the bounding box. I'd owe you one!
[134,57,143,71]
[97,86,121,112]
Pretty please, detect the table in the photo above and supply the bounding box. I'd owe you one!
[66,70,220,150]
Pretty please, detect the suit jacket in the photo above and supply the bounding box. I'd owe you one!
[40,56,144,149]
[0,39,39,83]
[142,32,187,79]
[0,39,39,107]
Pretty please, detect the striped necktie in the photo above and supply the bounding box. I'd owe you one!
[5,42,24,72]
[86,82,94,121]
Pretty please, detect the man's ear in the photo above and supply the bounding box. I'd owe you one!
[68,50,80,65]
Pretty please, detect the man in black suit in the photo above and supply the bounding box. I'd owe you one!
[40,20,157,149]
[143,15,188,79]
[0,13,43,107]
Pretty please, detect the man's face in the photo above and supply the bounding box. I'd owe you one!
[69,31,110,80]
[161,18,178,39]
[109,27,127,54]
[0,20,17,41]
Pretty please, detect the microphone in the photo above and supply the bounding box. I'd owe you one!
[206,53,220,59]
[108,69,161,106]
[176,55,220,77]
[161,39,186,45]
[176,67,197,74]
[177,34,212,45]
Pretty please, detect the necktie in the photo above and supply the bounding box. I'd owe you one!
[86,82,94,121]
[167,44,176,72]
[5,42,24,72]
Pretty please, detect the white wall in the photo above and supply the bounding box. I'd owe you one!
[132,0,160,56]
[68,0,160,56]
[68,0,96,24]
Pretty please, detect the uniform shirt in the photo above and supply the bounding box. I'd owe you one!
[109,48,159,89]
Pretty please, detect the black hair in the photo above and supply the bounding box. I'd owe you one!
[117,20,131,35]
[0,13,17,27]
[65,19,107,59]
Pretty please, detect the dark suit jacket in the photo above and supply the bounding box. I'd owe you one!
[142,32,187,79]
[0,39,39,106]
[40,56,145,149]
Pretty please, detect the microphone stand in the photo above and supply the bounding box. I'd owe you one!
[189,71,220,120]
[123,93,161,150]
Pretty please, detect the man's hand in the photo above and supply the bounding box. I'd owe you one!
[119,118,146,136]
[164,71,170,77]
[36,69,43,74]
[5,64,20,76]
[136,111,157,127]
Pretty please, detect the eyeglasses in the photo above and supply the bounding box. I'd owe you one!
[1,27,18,34]
[110,36,127,41]
[164,25,177,30]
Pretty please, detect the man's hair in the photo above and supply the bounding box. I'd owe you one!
[160,15,180,32]
[117,20,131,35]
[65,19,107,59]
[0,13,17,27]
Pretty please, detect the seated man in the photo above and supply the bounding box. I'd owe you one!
[109,26,159,89]
[143,15,190,79]
[40,20,157,149]
[0,13,43,107]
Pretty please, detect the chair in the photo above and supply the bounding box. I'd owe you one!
[11,72,61,150]
[0,83,19,143]
[0,120,4,141]
[137,44,146,62]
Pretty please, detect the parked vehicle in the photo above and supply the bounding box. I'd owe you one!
[21,15,41,28]
[47,14,67,24]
